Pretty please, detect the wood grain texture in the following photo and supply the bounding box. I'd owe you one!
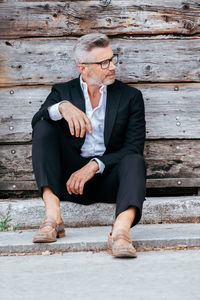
[145,140,200,180]
[1,1,200,38]
[0,140,200,190]
[1,178,200,191]
[1,37,200,87]
[0,83,200,142]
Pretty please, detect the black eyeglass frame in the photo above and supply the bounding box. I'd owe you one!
[81,54,118,69]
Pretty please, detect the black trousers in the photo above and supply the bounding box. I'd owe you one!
[32,120,146,227]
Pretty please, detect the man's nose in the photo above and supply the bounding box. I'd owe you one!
[109,61,116,71]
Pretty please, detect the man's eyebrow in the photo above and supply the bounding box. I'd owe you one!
[99,55,114,62]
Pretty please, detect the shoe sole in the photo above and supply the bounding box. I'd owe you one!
[111,245,137,258]
[112,251,137,258]
[33,230,66,243]
[57,231,66,238]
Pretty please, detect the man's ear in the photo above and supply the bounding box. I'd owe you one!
[78,64,86,74]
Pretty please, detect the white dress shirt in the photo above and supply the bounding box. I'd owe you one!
[48,76,107,173]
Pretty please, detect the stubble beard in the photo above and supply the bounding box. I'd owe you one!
[88,68,115,86]
[103,75,115,85]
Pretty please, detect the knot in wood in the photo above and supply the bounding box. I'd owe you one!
[182,19,195,32]
[182,4,190,10]
[99,0,111,7]
[146,65,151,72]
[44,4,50,10]
[163,15,169,22]
[106,18,112,24]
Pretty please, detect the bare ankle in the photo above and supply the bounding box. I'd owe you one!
[42,187,62,223]
[45,207,62,222]
[112,225,130,236]
[112,207,136,235]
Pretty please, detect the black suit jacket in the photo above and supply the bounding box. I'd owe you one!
[32,77,146,172]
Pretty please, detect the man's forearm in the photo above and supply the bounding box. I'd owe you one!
[66,160,99,195]
[48,101,69,121]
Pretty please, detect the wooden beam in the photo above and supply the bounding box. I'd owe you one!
[1,1,199,38]
[0,37,200,86]
[1,178,200,191]
[1,83,200,142]
[1,141,200,190]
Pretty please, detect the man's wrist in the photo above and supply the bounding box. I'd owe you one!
[91,158,105,174]
[59,101,69,114]
[89,160,99,173]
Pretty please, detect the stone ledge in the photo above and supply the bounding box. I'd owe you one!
[0,196,200,228]
[0,223,200,255]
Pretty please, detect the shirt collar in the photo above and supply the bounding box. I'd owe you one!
[80,75,107,94]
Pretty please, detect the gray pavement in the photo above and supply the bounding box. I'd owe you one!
[0,249,200,300]
[0,223,200,254]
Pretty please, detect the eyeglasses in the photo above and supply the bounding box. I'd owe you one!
[81,54,118,69]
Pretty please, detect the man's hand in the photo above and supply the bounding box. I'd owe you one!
[59,102,92,137]
[66,161,99,195]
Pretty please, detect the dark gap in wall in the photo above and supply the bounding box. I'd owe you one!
[0,187,198,199]
[146,187,198,197]
[1,32,199,41]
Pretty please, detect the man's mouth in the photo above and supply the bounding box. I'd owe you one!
[107,73,115,77]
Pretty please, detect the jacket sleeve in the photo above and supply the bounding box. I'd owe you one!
[96,90,146,170]
[31,85,63,128]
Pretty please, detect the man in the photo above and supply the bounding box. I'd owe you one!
[31,33,146,258]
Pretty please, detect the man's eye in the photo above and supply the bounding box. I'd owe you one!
[102,60,109,66]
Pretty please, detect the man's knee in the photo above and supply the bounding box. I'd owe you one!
[120,153,145,168]
[118,153,146,179]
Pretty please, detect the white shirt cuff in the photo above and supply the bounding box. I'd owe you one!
[48,100,69,121]
[90,158,105,174]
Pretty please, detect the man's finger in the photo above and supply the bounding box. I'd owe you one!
[84,116,92,134]
[66,179,72,194]
[79,118,86,138]
[79,180,85,195]
[73,177,80,194]
[67,118,75,136]
[73,118,81,137]
[69,176,78,194]
[67,174,76,194]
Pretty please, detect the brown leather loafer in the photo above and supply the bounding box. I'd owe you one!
[108,230,137,258]
[33,216,65,243]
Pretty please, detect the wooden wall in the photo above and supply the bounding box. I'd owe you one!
[0,0,200,192]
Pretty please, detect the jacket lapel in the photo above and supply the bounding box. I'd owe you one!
[70,77,85,113]
[104,81,122,147]
[69,78,86,148]
[69,78,122,149]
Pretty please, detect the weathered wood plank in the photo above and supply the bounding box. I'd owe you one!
[1,1,200,38]
[0,144,34,181]
[145,140,200,180]
[1,37,200,86]
[1,178,200,191]
[1,83,200,142]
[0,140,200,190]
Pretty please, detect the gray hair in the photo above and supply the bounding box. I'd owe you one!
[74,33,110,64]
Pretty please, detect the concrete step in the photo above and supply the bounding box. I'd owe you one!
[0,223,200,255]
[0,196,200,228]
